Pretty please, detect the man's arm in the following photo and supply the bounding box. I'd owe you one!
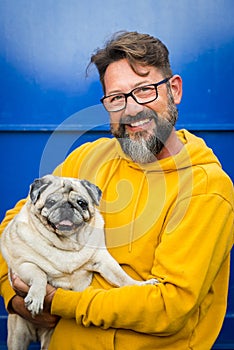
[9,194,233,335]
[9,274,58,328]
[49,194,233,335]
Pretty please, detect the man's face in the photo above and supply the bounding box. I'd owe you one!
[103,59,179,163]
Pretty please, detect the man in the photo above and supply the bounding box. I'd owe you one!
[0,31,233,349]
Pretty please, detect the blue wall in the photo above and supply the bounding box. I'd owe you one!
[0,1,233,348]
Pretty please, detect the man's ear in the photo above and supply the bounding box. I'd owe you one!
[169,75,183,105]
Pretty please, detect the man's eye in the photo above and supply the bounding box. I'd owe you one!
[110,95,124,103]
[138,86,154,93]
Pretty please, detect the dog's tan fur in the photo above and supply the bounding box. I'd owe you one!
[1,175,157,350]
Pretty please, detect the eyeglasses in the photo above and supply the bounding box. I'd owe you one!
[100,76,172,112]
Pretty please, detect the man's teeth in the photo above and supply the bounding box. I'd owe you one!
[129,118,150,127]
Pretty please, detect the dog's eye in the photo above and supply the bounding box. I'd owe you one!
[77,199,88,210]
[45,199,56,208]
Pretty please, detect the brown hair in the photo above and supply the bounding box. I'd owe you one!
[88,31,173,90]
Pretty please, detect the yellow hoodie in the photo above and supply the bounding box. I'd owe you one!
[0,130,233,349]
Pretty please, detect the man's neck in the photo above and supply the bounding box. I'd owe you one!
[156,129,184,160]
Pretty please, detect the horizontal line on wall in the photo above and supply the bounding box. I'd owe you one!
[0,123,234,132]
[0,124,111,132]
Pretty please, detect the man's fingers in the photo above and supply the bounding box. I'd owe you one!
[11,274,29,295]
[11,295,59,328]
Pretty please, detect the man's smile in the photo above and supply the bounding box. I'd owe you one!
[124,117,154,133]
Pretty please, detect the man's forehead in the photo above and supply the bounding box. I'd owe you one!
[103,59,161,93]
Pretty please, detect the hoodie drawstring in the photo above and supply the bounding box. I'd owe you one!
[128,171,146,252]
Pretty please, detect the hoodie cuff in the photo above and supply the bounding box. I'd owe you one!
[0,278,16,313]
[51,288,82,319]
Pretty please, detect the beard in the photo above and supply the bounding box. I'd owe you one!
[110,90,178,164]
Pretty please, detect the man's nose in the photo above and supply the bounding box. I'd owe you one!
[124,96,144,116]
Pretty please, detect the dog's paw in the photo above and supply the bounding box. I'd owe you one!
[24,293,44,315]
[141,278,159,286]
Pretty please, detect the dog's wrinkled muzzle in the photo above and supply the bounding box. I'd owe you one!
[45,201,91,234]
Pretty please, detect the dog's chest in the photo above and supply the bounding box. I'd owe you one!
[49,267,93,291]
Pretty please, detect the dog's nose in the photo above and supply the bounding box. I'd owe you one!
[61,202,73,209]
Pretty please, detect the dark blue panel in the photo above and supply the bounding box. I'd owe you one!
[0,0,233,348]
[0,0,233,127]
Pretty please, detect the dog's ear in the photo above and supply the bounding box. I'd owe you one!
[81,180,102,206]
[29,176,52,204]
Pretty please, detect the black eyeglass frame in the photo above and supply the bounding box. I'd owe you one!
[100,76,172,112]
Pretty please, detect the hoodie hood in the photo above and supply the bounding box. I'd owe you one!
[105,129,221,252]
[114,129,221,173]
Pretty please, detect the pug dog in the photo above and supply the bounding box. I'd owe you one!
[0,175,157,350]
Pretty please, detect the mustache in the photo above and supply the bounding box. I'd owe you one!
[119,110,158,125]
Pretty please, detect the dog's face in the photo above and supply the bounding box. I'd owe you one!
[29,175,102,237]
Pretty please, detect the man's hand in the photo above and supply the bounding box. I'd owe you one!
[10,274,59,328]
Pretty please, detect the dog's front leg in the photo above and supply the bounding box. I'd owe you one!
[91,250,158,287]
[17,262,48,316]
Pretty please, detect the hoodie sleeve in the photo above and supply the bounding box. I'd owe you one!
[0,139,111,310]
[51,192,233,335]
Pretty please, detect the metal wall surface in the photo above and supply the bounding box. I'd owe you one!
[0,1,233,348]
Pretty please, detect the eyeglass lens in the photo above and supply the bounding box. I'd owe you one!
[103,85,157,112]
[102,77,171,112]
